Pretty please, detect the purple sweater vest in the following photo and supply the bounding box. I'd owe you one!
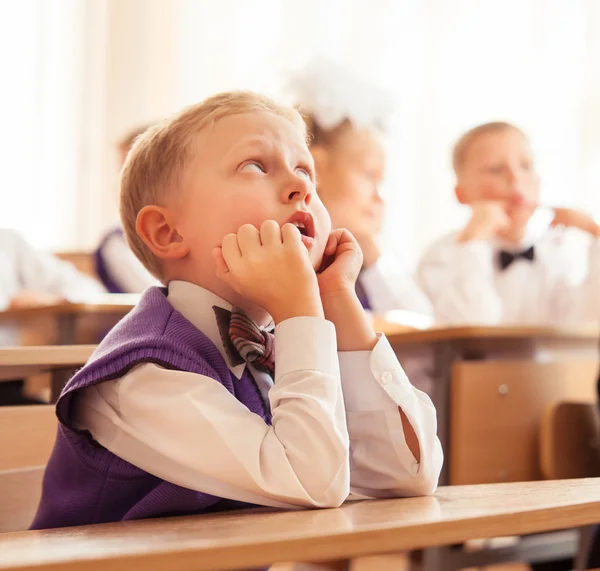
[31,287,271,530]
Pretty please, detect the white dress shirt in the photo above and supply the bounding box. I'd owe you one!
[0,228,105,311]
[73,281,442,509]
[358,256,433,316]
[418,208,600,325]
[100,229,159,293]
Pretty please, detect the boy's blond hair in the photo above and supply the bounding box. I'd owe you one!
[118,124,153,158]
[452,121,525,175]
[120,91,306,279]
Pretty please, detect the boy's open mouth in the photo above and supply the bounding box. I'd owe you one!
[286,211,316,247]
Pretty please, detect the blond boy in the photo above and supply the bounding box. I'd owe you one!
[32,92,442,529]
[418,121,600,325]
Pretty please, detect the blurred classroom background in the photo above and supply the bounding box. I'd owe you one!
[1,0,599,268]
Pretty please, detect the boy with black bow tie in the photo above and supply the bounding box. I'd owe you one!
[418,121,600,325]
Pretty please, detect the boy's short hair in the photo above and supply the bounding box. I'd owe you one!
[452,121,525,174]
[118,124,154,157]
[120,91,306,280]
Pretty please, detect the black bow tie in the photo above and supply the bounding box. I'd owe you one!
[498,245,535,271]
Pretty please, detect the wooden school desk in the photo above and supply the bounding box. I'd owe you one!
[0,295,137,347]
[376,321,600,486]
[0,345,95,401]
[0,479,598,571]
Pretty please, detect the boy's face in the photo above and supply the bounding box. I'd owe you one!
[455,129,540,222]
[316,128,386,238]
[174,111,331,277]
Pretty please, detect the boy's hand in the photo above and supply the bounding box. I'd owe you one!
[317,229,363,297]
[459,200,511,243]
[353,231,381,268]
[213,221,323,324]
[317,229,376,351]
[552,207,600,237]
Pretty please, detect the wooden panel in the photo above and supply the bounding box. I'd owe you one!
[0,479,598,571]
[0,405,57,470]
[450,359,599,485]
[0,467,45,532]
[54,251,96,279]
[540,401,600,480]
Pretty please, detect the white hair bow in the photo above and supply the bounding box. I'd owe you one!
[288,58,396,133]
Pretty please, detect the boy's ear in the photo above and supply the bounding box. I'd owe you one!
[454,184,467,204]
[136,205,189,260]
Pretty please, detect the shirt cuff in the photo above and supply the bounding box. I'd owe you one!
[339,333,415,412]
[274,317,339,382]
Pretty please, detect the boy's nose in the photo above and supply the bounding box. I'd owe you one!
[283,177,312,205]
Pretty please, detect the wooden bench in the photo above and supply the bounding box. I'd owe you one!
[0,405,57,470]
[0,405,57,533]
[0,479,598,571]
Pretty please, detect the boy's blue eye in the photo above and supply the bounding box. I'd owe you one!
[295,167,311,180]
[241,162,266,173]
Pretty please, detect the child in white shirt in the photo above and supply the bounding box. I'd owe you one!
[0,228,104,312]
[33,91,442,528]
[0,228,105,404]
[418,121,600,325]
[290,60,432,317]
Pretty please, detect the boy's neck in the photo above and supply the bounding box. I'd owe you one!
[166,272,272,327]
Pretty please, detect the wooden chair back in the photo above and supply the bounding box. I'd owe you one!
[0,466,45,532]
[450,359,598,484]
[54,251,97,279]
[0,405,57,470]
[540,401,600,480]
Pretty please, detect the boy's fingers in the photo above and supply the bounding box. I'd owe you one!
[237,224,261,255]
[329,228,357,250]
[281,223,302,245]
[221,233,242,268]
[260,220,282,246]
[325,233,338,256]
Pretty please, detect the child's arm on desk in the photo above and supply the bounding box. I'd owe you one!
[318,230,442,496]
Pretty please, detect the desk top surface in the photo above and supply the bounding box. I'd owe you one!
[0,345,95,367]
[376,320,600,344]
[0,299,597,345]
[1,479,599,571]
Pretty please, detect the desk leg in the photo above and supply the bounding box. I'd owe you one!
[51,368,76,403]
[57,314,77,345]
[418,344,456,571]
[430,343,456,487]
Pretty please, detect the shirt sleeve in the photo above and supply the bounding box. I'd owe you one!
[359,258,433,316]
[339,334,442,498]
[73,316,350,510]
[418,236,503,325]
[14,232,106,300]
[571,236,600,322]
[101,233,160,293]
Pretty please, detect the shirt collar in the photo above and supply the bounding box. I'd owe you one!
[492,205,554,252]
[166,280,247,379]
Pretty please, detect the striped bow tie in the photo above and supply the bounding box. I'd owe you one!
[213,306,275,377]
